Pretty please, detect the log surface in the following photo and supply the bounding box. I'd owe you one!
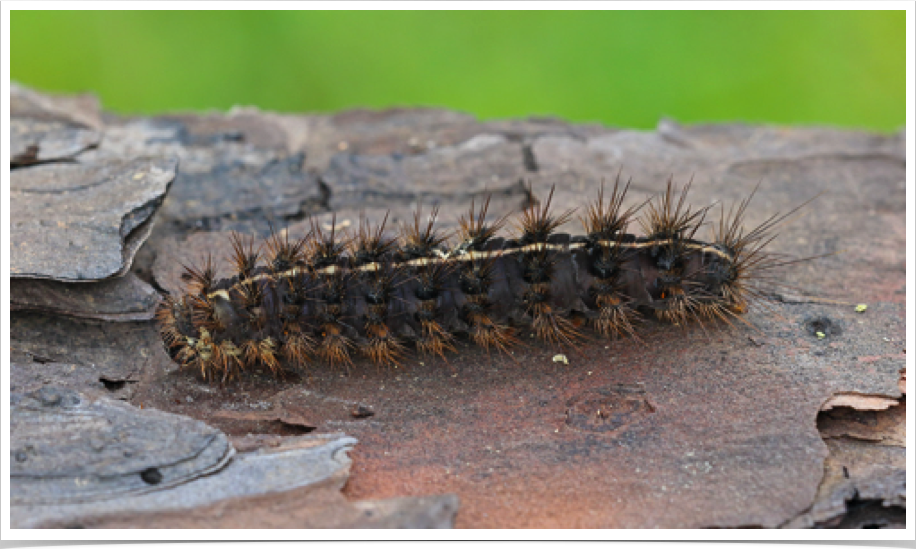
[9,84,905,529]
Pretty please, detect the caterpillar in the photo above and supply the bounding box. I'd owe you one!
[157,177,805,382]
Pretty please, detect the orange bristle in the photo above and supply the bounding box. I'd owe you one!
[694,300,750,332]
[156,296,184,348]
[531,307,583,347]
[218,340,244,381]
[469,316,518,357]
[594,294,642,340]
[257,337,281,374]
[207,341,230,381]
[523,281,583,347]
[317,323,354,369]
[362,321,405,368]
[187,294,221,332]
[241,339,261,368]
[417,318,457,360]
[363,338,404,369]
[463,293,518,356]
[283,332,314,369]
[239,337,282,373]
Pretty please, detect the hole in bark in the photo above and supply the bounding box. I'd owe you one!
[804,316,842,338]
[351,404,375,419]
[140,467,163,485]
[274,421,316,435]
[101,378,126,391]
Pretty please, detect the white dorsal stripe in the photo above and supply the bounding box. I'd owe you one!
[205,238,734,300]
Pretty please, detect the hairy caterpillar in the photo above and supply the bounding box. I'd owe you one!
[157,177,805,382]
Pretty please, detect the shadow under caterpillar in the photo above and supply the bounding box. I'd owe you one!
[157,177,811,382]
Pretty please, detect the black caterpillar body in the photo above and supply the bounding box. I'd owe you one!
[158,178,793,381]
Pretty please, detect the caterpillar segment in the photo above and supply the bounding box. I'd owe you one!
[399,208,457,360]
[576,176,642,340]
[453,200,518,357]
[312,269,355,369]
[159,178,801,380]
[512,186,583,347]
[354,260,406,369]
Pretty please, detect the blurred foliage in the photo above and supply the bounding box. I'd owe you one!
[11,10,905,130]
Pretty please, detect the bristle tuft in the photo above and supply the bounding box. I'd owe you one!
[594,294,642,340]
[582,173,641,240]
[309,214,349,268]
[265,225,308,273]
[350,212,397,266]
[531,308,583,347]
[362,322,405,368]
[416,319,457,360]
[640,176,707,241]
[401,205,451,259]
[229,232,261,279]
[469,317,518,356]
[458,195,508,250]
[283,332,314,369]
[317,324,354,369]
[182,255,217,295]
[515,185,575,244]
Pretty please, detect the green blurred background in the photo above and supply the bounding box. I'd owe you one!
[12,10,905,131]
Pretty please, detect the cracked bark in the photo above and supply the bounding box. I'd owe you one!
[9,84,905,529]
